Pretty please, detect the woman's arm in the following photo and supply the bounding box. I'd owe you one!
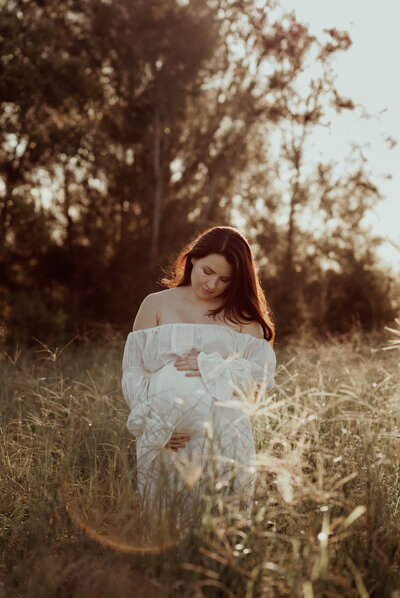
[122,292,160,435]
[197,339,276,403]
[173,338,276,401]
[125,293,191,450]
[121,332,152,437]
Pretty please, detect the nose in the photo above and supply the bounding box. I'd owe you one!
[207,276,218,289]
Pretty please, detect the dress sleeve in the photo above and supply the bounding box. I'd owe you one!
[197,337,276,402]
[121,332,151,437]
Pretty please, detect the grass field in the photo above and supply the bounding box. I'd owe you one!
[1,326,399,598]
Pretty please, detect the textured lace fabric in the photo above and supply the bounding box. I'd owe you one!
[121,322,276,504]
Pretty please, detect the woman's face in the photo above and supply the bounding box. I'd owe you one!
[190,253,233,301]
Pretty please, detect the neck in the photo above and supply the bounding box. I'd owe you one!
[185,285,222,310]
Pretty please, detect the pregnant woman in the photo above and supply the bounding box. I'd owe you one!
[121,226,276,509]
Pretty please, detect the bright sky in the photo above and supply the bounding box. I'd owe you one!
[279,0,400,271]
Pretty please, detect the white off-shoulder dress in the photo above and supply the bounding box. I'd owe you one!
[121,323,276,504]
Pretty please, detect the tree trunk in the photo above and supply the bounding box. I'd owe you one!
[150,105,163,269]
[200,160,220,224]
[64,167,74,250]
[0,181,11,258]
[285,188,296,274]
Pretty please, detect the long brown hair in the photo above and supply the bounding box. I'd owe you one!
[162,226,275,342]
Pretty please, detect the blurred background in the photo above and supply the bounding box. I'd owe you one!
[1,0,399,348]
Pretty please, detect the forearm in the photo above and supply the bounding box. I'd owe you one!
[197,351,275,402]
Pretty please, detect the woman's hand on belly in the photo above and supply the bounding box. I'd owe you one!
[165,431,191,452]
[174,350,201,377]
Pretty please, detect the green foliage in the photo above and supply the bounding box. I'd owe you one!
[0,0,396,343]
[322,261,397,334]
[4,291,67,346]
[266,252,398,338]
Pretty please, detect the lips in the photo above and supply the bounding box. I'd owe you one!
[201,286,214,295]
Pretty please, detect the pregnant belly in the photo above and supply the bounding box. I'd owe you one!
[149,362,212,436]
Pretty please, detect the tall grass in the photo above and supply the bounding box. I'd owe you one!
[1,328,399,597]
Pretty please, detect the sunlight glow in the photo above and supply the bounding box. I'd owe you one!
[280,0,400,269]
[41,188,52,209]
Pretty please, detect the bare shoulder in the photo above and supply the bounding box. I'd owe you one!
[154,286,188,309]
[150,287,184,308]
[132,288,182,331]
[241,320,264,340]
[132,291,162,331]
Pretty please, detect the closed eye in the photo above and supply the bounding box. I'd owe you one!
[203,267,230,283]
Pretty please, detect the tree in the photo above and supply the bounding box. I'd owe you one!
[0,0,394,344]
[0,0,103,341]
[232,23,385,336]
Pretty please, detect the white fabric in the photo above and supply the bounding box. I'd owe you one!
[121,322,276,505]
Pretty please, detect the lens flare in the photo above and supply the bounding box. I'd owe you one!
[66,503,187,554]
